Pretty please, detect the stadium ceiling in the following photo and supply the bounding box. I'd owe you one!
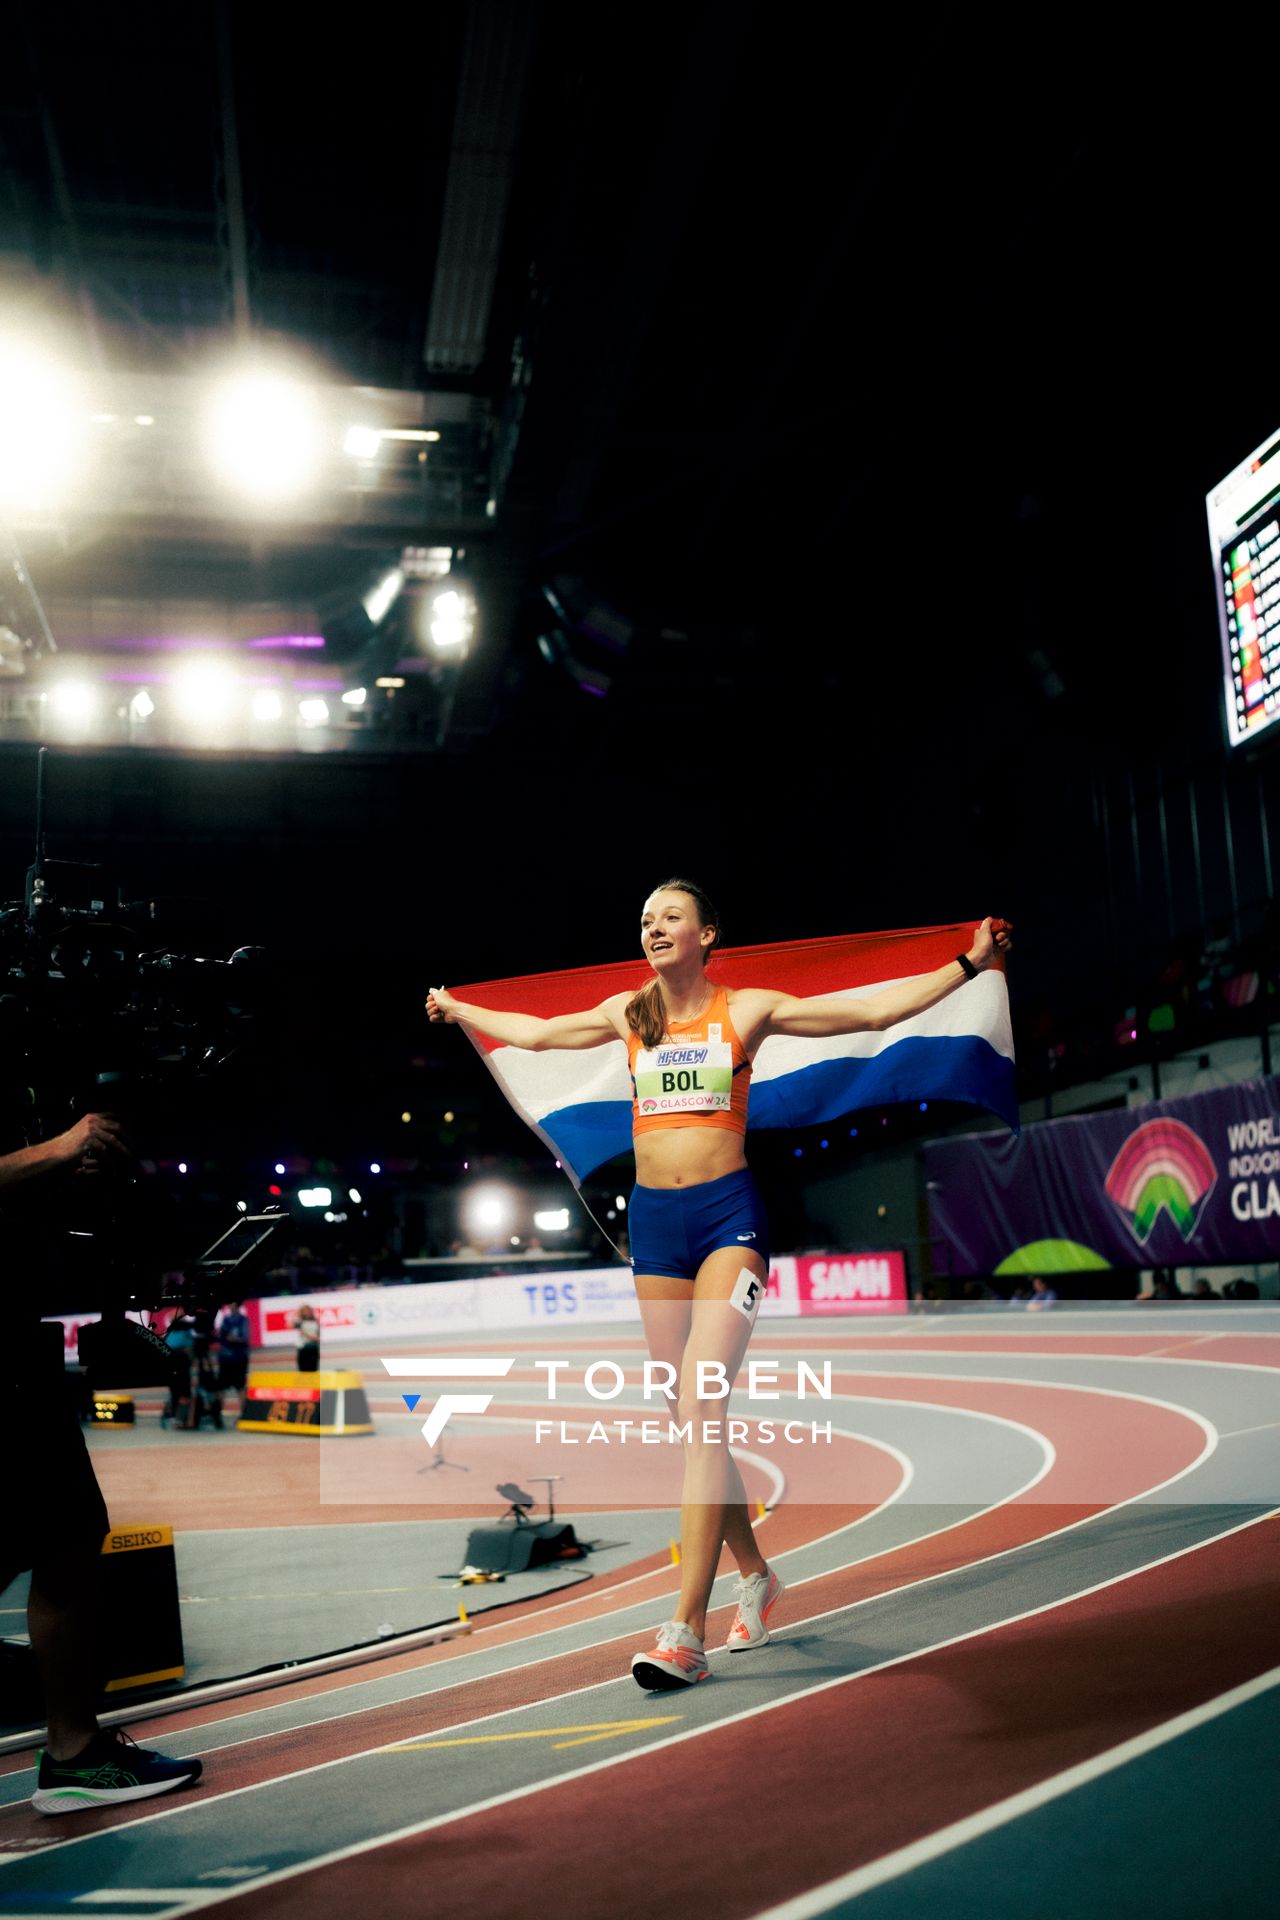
[0,4,1267,770]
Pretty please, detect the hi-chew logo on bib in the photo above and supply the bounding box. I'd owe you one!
[634,1038,733,1115]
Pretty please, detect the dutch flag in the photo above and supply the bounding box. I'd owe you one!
[455,922,1016,1186]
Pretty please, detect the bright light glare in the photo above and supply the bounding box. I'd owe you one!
[362,567,404,626]
[341,686,367,707]
[298,697,330,725]
[348,1187,363,1204]
[343,424,382,459]
[298,1186,333,1209]
[50,680,96,723]
[467,1185,511,1235]
[428,588,471,650]
[251,689,284,722]
[173,660,236,723]
[0,340,81,508]
[129,689,156,721]
[534,1208,570,1232]
[206,373,321,501]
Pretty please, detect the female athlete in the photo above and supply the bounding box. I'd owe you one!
[427,879,1010,1690]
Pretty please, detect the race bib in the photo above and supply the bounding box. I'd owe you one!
[634,1037,733,1117]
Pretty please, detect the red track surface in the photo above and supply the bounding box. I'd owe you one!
[4,1327,1266,1920]
[219,1514,1280,1920]
[0,1369,1203,1820]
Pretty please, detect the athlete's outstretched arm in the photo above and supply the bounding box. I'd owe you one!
[738,918,1011,1041]
[426,987,627,1051]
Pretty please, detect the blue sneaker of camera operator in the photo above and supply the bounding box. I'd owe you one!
[0,1110,204,1814]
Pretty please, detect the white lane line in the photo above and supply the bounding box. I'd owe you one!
[750,1662,1280,1920]
[832,1366,1221,1463]
[1141,1334,1233,1358]
[3,1362,1212,1819]
[73,1894,221,1907]
[154,1364,1204,1767]
[132,1505,1280,1920]
[0,1411,1022,1824]
[0,1372,1161,1792]
[10,1356,1214,1795]
[0,1396,1217,1859]
[1218,1421,1280,1440]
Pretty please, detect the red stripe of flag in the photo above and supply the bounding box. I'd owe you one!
[451,923,997,1056]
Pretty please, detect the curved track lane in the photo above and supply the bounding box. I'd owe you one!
[0,1322,1273,1917]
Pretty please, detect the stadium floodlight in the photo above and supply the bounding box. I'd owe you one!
[129,689,156,721]
[298,697,330,725]
[173,660,237,726]
[534,1208,570,1232]
[49,679,96,724]
[340,686,367,707]
[0,336,82,510]
[343,424,382,459]
[426,587,473,652]
[298,1186,333,1209]
[466,1183,512,1237]
[251,689,284,722]
[205,371,322,502]
[362,567,404,626]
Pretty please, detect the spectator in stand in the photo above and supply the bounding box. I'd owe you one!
[1223,1278,1260,1299]
[1025,1275,1057,1311]
[293,1303,321,1372]
[1136,1269,1182,1300]
[1190,1278,1221,1300]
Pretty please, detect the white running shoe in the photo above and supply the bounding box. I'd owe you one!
[726,1565,786,1649]
[630,1622,709,1691]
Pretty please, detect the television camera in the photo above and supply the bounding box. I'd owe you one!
[1,750,289,1384]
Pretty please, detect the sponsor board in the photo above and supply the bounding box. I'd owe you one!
[45,1249,908,1368]
[252,1253,907,1346]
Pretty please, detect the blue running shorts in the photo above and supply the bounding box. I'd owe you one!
[628,1167,771,1281]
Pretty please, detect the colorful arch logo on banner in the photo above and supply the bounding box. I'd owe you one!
[1104,1119,1218,1245]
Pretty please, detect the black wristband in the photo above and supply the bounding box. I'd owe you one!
[956,953,979,981]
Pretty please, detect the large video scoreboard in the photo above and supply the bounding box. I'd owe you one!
[1208,424,1280,748]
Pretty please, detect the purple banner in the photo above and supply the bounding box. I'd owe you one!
[926,1075,1280,1276]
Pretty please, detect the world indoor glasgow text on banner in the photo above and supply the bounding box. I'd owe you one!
[925,1076,1280,1277]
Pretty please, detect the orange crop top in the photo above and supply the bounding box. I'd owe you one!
[626,982,751,1137]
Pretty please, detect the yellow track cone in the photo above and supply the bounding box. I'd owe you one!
[669,1539,681,1565]
[756,1500,768,1520]
[458,1603,469,1625]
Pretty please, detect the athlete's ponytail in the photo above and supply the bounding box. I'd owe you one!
[625,878,723,1049]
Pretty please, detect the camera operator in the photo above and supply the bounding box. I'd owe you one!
[0,1111,203,1814]
[216,1299,251,1412]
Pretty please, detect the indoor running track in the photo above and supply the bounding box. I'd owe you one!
[1,1308,1277,1919]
